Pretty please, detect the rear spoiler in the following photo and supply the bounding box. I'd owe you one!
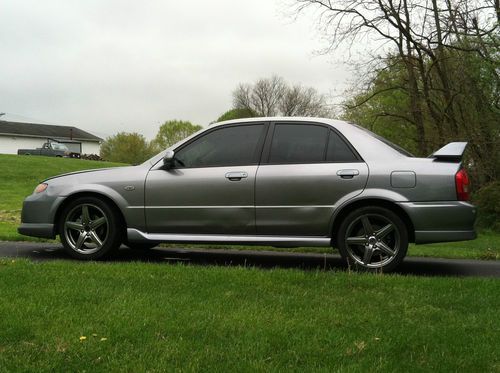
[429,142,468,162]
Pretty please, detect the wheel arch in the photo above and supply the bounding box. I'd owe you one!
[331,198,415,245]
[54,192,127,236]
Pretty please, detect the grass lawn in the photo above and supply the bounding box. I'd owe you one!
[0,259,499,372]
[0,153,498,260]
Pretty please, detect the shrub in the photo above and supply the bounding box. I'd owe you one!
[474,181,500,231]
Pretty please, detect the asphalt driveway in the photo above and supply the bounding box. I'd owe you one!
[1,241,499,278]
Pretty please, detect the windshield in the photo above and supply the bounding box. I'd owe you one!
[352,124,414,157]
[51,143,69,151]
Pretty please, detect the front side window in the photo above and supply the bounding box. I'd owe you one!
[175,124,265,168]
[269,124,328,164]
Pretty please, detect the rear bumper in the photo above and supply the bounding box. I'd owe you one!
[398,201,477,244]
[18,223,55,239]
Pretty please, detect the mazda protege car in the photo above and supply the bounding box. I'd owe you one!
[18,118,476,272]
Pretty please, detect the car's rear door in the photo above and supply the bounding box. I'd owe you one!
[145,122,268,234]
[255,121,368,236]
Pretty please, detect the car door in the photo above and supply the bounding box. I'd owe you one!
[145,123,268,234]
[255,121,368,236]
[41,143,50,156]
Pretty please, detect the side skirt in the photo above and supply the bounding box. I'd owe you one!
[127,228,332,248]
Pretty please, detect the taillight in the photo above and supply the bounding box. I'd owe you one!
[455,168,470,201]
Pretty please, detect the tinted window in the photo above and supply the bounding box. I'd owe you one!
[269,124,328,164]
[175,124,264,168]
[326,131,359,162]
[352,124,414,157]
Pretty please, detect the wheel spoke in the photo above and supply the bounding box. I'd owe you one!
[90,217,106,230]
[88,231,103,247]
[81,205,91,224]
[363,247,374,265]
[75,232,87,250]
[376,241,395,256]
[375,224,394,239]
[65,221,83,231]
[346,236,368,245]
[361,216,374,235]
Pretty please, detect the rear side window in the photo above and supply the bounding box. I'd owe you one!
[269,124,328,164]
[326,130,359,162]
[175,124,265,168]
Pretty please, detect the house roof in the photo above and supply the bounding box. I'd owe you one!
[0,120,102,142]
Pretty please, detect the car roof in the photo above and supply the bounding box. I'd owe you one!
[213,116,345,127]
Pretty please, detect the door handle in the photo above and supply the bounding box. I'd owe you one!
[337,169,359,179]
[225,171,248,181]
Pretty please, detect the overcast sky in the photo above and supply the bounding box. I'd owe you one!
[0,0,352,140]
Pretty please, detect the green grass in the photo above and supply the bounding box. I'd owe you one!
[0,153,498,260]
[408,231,499,260]
[0,259,498,372]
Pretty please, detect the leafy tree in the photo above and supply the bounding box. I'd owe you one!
[100,132,155,165]
[215,108,255,122]
[294,0,499,189]
[342,58,419,155]
[233,75,331,117]
[152,120,202,150]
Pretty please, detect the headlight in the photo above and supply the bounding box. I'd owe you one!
[34,183,48,194]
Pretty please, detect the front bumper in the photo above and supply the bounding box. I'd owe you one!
[398,201,477,244]
[18,191,64,239]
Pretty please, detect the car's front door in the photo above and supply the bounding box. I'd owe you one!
[145,123,267,234]
[255,122,368,236]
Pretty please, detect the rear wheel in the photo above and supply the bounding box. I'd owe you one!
[337,206,408,272]
[59,197,123,260]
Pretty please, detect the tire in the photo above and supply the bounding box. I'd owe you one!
[336,206,408,272]
[58,196,123,260]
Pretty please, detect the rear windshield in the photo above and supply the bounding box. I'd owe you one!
[352,124,414,157]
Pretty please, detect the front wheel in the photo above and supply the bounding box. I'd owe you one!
[59,197,123,260]
[336,206,408,272]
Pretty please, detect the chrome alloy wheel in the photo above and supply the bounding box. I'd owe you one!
[63,203,109,254]
[344,213,400,269]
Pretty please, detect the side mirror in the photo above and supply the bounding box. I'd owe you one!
[162,150,175,169]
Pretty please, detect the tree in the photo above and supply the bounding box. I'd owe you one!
[233,75,331,117]
[215,108,255,122]
[100,132,155,165]
[293,0,499,185]
[342,58,419,155]
[152,120,203,150]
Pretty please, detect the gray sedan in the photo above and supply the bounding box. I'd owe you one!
[18,118,476,272]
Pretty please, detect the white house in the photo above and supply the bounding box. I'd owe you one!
[0,120,102,155]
